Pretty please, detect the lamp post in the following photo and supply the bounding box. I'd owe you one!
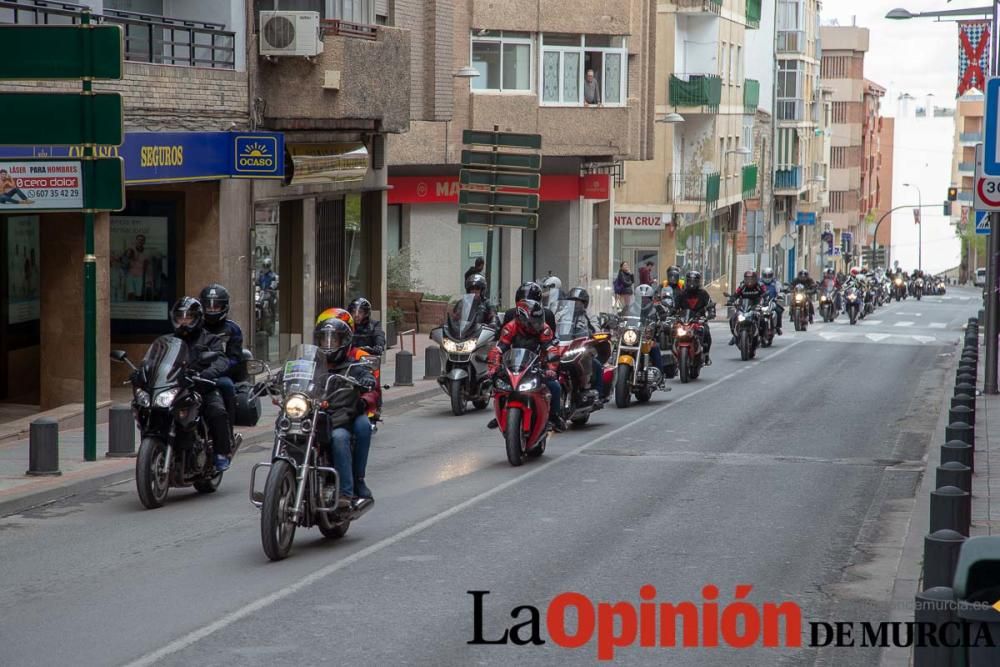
[903,183,922,272]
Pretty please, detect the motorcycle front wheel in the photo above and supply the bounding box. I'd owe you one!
[136,437,170,509]
[678,348,691,384]
[614,365,632,408]
[261,459,298,561]
[449,378,466,416]
[504,408,526,467]
[738,331,751,361]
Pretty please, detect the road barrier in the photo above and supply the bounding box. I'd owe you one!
[26,418,61,476]
[424,345,441,380]
[106,404,136,458]
[929,485,971,536]
[936,461,972,493]
[922,530,966,590]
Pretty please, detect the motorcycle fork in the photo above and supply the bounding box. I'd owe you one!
[290,431,316,522]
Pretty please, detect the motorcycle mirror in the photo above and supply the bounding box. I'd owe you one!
[245,359,268,376]
[110,350,128,362]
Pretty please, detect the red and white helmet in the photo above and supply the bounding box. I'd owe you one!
[850,267,860,277]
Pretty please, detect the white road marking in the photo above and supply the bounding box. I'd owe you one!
[928,323,947,329]
[123,344,806,667]
[860,319,882,326]
[912,335,937,344]
[866,333,891,342]
[895,321,915,327]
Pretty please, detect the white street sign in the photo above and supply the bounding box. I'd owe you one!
[985,78,1000,176]
[0,160,84,210]
[974,142,1000,212]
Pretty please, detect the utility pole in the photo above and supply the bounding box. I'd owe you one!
[986,0,1000,393]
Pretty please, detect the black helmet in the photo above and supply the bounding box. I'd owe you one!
[515,281,542,303]
[567,287,590,309]
[516,299,545,334]
[199,283,230,326]
[348,297,372,326]
[824,267,835,277]
[170,297,204,338]
[666,266,681,286]
[761,268,775,284]
[798,270,809,280]
[685,271,702,291]
[743,270,758,286]
[313,318,353,365]
[465,273,488,297]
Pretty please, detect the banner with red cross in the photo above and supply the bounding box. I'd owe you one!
[958,20,990,97]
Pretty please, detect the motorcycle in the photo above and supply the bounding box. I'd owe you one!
[551,299,614,425]
[843,285,862,325]
[892,277,906,301]
[727,295,761,361]
[789,285,811,332]
[430,295,496,416]
[863,283,876,315]
[914,277,924,301]
[111,339,247,509]
[672,309,709,384]
[758,295,778,348]
[491,348,551,466]
[250,345,379,561]
[255,277,279,335]
[818,286,838,323]
[612,300,665,408]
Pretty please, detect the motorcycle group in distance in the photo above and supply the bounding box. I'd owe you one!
[105,263,946,561]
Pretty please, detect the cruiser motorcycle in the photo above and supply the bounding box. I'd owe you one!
[613,300,665,408]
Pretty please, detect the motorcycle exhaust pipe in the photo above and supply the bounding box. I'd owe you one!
[349,497,375,520]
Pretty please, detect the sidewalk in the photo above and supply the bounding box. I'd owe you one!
[0,334,443,517]
[971,365,1000,537]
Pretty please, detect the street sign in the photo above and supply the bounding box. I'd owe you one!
[459,190,539,210]
[977,210,992,235]
[0,25,123,79]
[460,149,542,172]
[0,158,125,212]
[462,130,542,150]
[974,142,1000,211]
[984,78,1000,176]
[0,93,123,146]
[779,233,795,251]
[460,169,540,191]
[458,209,538,230]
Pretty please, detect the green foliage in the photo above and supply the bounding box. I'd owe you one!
[386,245,423,291]
[387,306,404,325]
[421,292,453,302]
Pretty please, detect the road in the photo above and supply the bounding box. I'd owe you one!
[0,288,976,666]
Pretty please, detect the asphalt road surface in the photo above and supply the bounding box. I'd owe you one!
[0,288,976,666]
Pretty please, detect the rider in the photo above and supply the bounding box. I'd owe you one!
[566,287,606,399]
[503,281,556,329]
[199,283,244,427]
[677,271,714,365]
[761,268,784,335]
[169,297,233,471]
[314,318,379,505]
[790,270,817,323]
[348,297,386,356]
[315,306,383,437]
[728,270,768,345]
[819,267,842,312]
[488,299,567,432]
[635,283,666,377]
[465,273,499,328]
[540,275,562,309]
[257,257,278,290]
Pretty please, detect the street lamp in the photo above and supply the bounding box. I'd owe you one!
[454,65,481,78]
[903,182,922,272]
[655,112,685,123]
[885,6,994,21]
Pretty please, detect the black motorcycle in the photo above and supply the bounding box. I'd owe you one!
[788,285,812,332]
[111,338,251,509]
[727,296,761,361]
[818,287,838,323]
[843,285,862,325]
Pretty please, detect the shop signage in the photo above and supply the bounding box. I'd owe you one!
[614,212,665,229]
[796,212,817,225]
[581,174,610,200]
[389,175,607,204]
[0,158,124,211]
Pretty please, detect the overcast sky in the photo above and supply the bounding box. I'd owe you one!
[822,0,993,114]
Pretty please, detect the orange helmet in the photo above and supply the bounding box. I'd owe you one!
[315,307,354,330]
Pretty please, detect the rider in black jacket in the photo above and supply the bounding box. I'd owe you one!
[728,271,768,344]
[676,271,714,365]
[790,270,817,323]
[348,297,386,356]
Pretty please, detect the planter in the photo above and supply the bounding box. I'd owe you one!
[385,320,399,349]
[388,289,422,330]
[418,299,450,333]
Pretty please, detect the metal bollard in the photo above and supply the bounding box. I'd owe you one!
[393,350,414,387]
[106,404,136,458]
[913,587,957,667]
[955,382,977,397]
[956,373,977,387]
[937,461,973,493]
[923,530,966,590]
[930,485,971,536]
[423,345,441,380]
[949,405,975,427]
[951,393,975,413]
[941,440,974,473]
[26,417,61,476]
[945,421,974,448]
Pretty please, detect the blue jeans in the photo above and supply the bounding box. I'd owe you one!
[351,413,372,485]
[215,376,236,424]
[330,414,373,497]
[649,345,663,371]
[544,378,561,422]
[591,357,604,394]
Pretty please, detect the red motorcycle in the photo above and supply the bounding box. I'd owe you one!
[550,300,614,426]
[671,310,708,384]
[492,348,551,466]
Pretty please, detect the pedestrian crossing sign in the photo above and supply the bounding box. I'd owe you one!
[976,210,991,235]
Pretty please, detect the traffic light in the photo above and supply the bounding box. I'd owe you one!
[944,200,952,216]
[948,187,958,202]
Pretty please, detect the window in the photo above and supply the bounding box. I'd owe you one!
[776,59,803,120]
[721,42,728,82]
[736,45,742,83]
[329,0,375,23]
[540,33,627,106]
[471,31,532,92]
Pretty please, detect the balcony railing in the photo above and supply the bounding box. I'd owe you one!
[960,132,983,144]
[959,161,976,173]
[744,79,760,112]
[674,0,722,14]
[669,74,722,111]
[667,172,720,204]
[777,30,806,54]
[746,0,762,29]
[742,164,759,198]
[774,167,803,191]
[321,18,377,40]
[0,0,235,69]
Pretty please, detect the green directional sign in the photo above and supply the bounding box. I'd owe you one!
[458,209,539,230]
[84,157,126,211]
[459,190,539,210]
[0,93,123,146]
[461,149,542,171]
[462,129,543,150]
[0,25,124,80]
[460,169,540,191]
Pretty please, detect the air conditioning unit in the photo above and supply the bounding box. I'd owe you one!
[260,11,323,57]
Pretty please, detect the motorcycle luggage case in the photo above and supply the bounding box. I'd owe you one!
[234,385,261,427]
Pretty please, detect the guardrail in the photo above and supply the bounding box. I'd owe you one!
[321,18,377,40]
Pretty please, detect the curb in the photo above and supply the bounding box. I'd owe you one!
[0,384,442,518]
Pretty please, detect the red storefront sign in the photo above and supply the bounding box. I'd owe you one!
[388,174,610,204]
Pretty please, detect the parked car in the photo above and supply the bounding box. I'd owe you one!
[975,267,986,287]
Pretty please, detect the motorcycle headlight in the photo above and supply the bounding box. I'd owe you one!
[284,394,310,419]
[518,378,540,392]
[443,338,476,353]
[820,296,828,302]
[494,376,512,391]
[676,327,688,337]
[134,388,151,408]
[623,329,640,346]
[848,294,857,301]
[737,314,747,322]
[795,294,804,302]
[153,388,179,408]
[895,279,902,285]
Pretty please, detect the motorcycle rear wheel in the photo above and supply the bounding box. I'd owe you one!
[614,366,632,408]
[136,437,170,510]
[317,509,351,539]
[261,460,298,561]
[504,408,526,467]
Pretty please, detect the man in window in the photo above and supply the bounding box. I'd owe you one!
[584,69,601,105]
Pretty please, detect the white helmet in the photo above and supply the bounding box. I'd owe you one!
[541,276,562,292]
[635,284,655,298]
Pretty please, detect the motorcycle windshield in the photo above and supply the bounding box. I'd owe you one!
[503,348,538,373]
[142,336,188,389]
[553,300,587,341]
[446,295,483,339]
[738,298,755,312]
[280,344,324,396]
[545,288,564,313]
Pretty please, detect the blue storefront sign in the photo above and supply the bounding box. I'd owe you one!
[795,211,817,226]
[0,131,284,184]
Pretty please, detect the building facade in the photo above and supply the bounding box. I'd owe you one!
[950,89,984,280]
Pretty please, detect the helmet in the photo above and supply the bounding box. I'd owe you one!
[313,318,353,365]
[567,287,590,309]
[685,271,702,291]
[170,297,204,338]
[743,270,758,286]
[541,276,562,292]
[516,299,545,334]
[797,270,809,281]
[824,267,835,277]
[666,266,681,286]
[515,281,542,303]
[465,273,488,296]
[761,268,775,285]
[850,267,860,277]
[261,257,272,271]
[199,283,230,326]
[316,307,355,330]
[636,283,655,308]
[348,297,372,326]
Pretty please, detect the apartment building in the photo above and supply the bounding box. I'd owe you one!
[387,0,657,312]
[950,89,984,279]
[616,0,764,294]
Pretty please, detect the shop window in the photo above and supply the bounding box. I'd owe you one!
[471,31,532,92]
[5,215,40,327]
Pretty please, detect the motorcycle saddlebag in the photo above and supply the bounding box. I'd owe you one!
[234,384,261,427]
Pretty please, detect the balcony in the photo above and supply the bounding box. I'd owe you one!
[774,167,803,192]
[744,79,760,113]
[669,74,722,111]
[666,172,720,205]
[746,0,762,29]
[959,161,976,174]
[777,30,806,55]
[674,0,722,15]
[957,191,973,204]
[742,164,758,198]
[960,132,983,144]
[776,100,805,122]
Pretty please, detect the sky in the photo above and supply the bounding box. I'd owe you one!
[823,0,993,113]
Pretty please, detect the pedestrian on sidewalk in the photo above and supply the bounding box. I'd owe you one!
[614,261,635,310]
